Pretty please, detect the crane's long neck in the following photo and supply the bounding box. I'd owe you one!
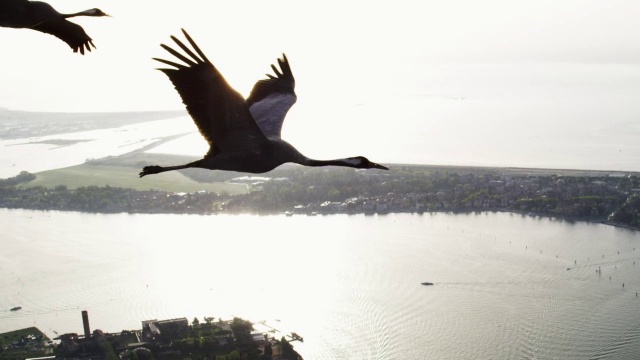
[277,141,362,169]
[62,9,98,18]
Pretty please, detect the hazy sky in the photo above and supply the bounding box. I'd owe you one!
[2,0,639,111]
[2,0,640,169]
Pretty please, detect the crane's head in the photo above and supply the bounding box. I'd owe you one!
[347,156,389,170]
[84,8,110,17]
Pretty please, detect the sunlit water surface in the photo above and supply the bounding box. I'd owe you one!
[1,209,639,359]
[0,116,194,179]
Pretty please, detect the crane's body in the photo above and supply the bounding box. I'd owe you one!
[0,0,108,54]
[139,29,388,178]
[146,139,301,175]
[1,0,58,28]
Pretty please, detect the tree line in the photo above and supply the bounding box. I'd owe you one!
[1,166,639,230]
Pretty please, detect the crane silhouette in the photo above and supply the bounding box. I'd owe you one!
[0,0,109,54]
[139,29,388,178]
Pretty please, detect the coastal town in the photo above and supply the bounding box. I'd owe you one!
[1,164,639,230]
[0,310,302,360]
[2,164,640,359]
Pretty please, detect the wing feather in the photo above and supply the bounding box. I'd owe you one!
[32,19,95,54]
[181,29,211,63]
[246,54,297,139]
[155,29,268,155]
[170,35,203,63]
[160,43,196,66]
[153,57,186,69]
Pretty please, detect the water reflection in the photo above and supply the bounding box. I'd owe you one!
[1,210,639,358]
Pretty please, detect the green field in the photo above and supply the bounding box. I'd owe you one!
[0,327,51,360]
[20,163,249,194]
[0,327,48,344]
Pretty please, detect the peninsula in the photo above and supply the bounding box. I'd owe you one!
[1,157,639,231]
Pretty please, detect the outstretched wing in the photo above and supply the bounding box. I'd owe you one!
[154,29,268,155]
[246,54,297,139]
[32,19,95,54]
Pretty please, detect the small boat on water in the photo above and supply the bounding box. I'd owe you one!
[10,306,22,311]
[421,282,434,286]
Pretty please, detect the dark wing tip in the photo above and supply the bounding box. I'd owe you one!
[180,28,210,64]
[154,30,216,69]
[170,35,203,63]
[270,64,283,77]
[246,53,296,107]
[153,57,186,69]
[160,43,196,66]
[280,54,293,77]
[74,40,93,55]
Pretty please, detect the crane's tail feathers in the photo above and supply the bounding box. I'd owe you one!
[181,29,211,64]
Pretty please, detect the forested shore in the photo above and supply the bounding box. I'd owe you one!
[1,165,639,230]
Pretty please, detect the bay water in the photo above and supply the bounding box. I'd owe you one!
[1,209,639,359]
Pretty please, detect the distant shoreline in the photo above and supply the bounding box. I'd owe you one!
[1,159,639,231]
[0,109,187,140]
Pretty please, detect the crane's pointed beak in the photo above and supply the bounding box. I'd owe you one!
[372,163,389,170]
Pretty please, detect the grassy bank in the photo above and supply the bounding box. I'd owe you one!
[19,163,249,194]
[0,327,49,344]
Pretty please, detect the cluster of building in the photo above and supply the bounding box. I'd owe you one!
[3,332,53,356]
[14,310,292,360]
[123,169,640,230]
[281,172,639,224]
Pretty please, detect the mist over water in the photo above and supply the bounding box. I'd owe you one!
[1,210,639,359]
[2,63,640,177]
[315,62,640,171]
